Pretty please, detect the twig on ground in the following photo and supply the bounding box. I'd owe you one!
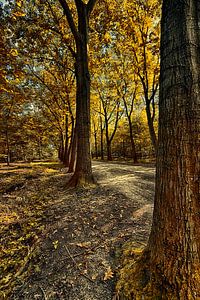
[64,245,94,283]
[39,285,48,300]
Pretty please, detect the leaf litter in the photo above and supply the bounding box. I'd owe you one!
[0,160,155,299]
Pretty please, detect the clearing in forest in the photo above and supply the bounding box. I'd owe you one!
[0,160,155,299]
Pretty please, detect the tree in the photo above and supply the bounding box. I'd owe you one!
[116,0,160,151]
[58,0,98,186]
[117,0,200,298]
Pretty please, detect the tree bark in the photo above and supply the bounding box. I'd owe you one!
[58,132,65,162]
[94,131,98,159]
[127,115,137,163]
[68,4,94,186]
[100,115,104,160]
[147,2,200,296]
[5,128,10,166]
[68,123,77,173]
[105,118,112,161]
[118,1,200,298]
[63,114,69,167]
[59,0,96,186]
[106,140,112,161]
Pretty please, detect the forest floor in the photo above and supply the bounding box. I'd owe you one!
[0,160,155,300]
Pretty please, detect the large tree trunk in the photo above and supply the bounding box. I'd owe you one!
[68,3,95,186]
[146,1,200,296]
[118,1,200,299]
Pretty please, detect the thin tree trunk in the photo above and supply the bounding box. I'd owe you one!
[94,132,98,159]
[68,124,77,173]
[105,119,112,161]
[63,114,69,167]
[127,116,137,163]
[5,128,10,166]
[146,101,157,152]
[59,133,65,162]
[100,116,104,160]
[107,141,112,161]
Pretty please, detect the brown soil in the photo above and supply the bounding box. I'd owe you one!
[0,160,155,300]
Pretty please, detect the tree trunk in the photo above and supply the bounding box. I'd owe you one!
[68,124,77,173]
[128,116,137,163]
[5,128,10,166]
[67,3,95,186]
[94,131,98,159]
[105,119,112,161]
[63,114,69,167]
[58,133,65,162]
[100,115,104,160]
[107,141,112,161]
[146,101,157,152]
[147,1,200,296]
[118,1,200,299]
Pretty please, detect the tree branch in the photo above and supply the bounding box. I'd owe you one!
[87,0,98,16]
[58,0,79,42]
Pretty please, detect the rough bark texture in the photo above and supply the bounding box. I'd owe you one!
[67,2,95,186]
[118,1,200,299]
[148,1,200,296]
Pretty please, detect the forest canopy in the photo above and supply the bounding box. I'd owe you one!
[0,0,161,166]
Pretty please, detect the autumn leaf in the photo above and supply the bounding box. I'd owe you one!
[103,266,114,281]
[53,240,59,249]
[13,11,26,17]
[10,49,18,57]
[76,242,91,248]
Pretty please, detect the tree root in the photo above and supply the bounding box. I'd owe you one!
[116,248,200,300]
[67,172,96,188]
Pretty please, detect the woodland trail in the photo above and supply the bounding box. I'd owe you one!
[0,160,155,299]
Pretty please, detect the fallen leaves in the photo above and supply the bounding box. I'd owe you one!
[103,266,114,281]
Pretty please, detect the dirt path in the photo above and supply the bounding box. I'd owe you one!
[1,161,155,299]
